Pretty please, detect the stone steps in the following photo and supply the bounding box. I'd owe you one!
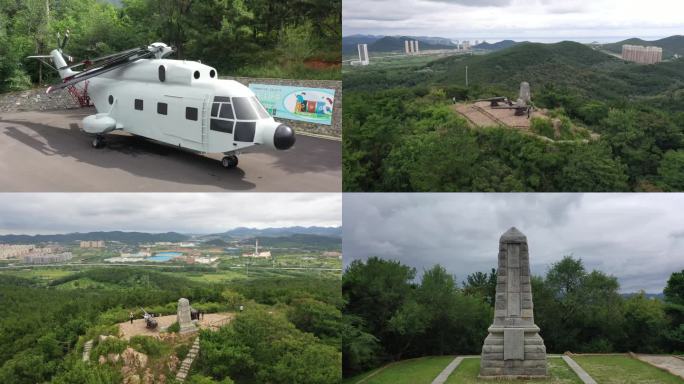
[82,340,93,362]
[175,337,201,383]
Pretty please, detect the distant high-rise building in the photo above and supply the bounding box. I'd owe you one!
[621,45,662,64]
[23,252,72,264]
[357,44,369,65]
[405,40,420,55]
[80,240,105,248]
[0,244,35,259]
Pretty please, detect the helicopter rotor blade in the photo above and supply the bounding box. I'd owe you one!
[48,50,154,94]
[58,46,147,71]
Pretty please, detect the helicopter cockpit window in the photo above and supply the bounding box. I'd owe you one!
[219,103,234,119]
[250,97,271,119]
[232,97,258,120]
[211,96,236,135]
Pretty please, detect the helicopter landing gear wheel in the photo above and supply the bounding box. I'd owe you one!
[221,155,238,169]
[92,135,106,149]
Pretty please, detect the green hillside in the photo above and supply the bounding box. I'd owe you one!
[251,234,342,250]
[603,35,684,58]
[343,40,684,192]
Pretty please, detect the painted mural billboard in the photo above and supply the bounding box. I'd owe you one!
[249,83,335,125]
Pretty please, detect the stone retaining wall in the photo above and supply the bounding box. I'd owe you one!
[0,87,80,113]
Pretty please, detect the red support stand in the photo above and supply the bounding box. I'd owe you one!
[65,79,93,107]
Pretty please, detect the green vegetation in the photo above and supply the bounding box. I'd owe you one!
[343,41,684,191]
[445,357,582,384]
[572,355,684,383]
[0,266,342,383]
[342,356,455,384]
[342,256,684,379]
[0,0,341,93]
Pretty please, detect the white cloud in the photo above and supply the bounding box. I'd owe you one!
[343,0,684,42]
[343,193,684,293]
[0,193,341,235]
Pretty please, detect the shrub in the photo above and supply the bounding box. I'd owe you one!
[530,117,555,139]
[89,338,128,361]
[129,336,166,357]
[5,68,31,91]
[167,322,180,333]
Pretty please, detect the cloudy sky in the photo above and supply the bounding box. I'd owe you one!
[344,193,684,293]
[0,193,341,235]
[343,0,684,42]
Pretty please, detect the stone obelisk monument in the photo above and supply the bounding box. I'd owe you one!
[177,298,197,334]
[479,227,547,378]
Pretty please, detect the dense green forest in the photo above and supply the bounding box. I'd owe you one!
[343,41,684,191]
[0,0,341,93]
[342,256,684,377]
[0,267,342,383]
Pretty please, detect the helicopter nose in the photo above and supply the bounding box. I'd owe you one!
[273,124,295,150]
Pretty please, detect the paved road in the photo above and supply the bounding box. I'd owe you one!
[0,108,341,191]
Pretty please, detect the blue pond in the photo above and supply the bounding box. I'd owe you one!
[148,252,183,262]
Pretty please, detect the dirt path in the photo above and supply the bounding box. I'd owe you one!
[118,312,234,339]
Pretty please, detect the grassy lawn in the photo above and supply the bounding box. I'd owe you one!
[572,355,684,384]
[342,356,456,384]
[445,357,582,384]
[164,270,248,283]
[1,268,73,281]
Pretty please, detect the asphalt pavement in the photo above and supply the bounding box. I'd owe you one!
[0,108,341,191]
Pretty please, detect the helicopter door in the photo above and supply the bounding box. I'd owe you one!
[159,95,204,143]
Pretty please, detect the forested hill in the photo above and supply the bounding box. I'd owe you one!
[427,41,684,100]
[0,0,341,93]
[212,226,342,239]
[428,41,621,94]
[473,39,520,51]
[603,35,684,58]
[345,40,684,101]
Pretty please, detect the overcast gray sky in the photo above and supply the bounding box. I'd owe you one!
[0,193,341,235]
[343,193,684,293]
[343,0,684,42]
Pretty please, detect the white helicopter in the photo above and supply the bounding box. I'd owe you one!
[29,32,295,169]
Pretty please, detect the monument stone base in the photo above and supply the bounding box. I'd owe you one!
[479,325,547,377]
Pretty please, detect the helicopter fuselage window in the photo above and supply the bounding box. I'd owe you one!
[186,107,198,121]
[232,97,258,120]
[134,99,143,111]
[108,95,114,105]
[211,103,220,117]
[157,102,167,115]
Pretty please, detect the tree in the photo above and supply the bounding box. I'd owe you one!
[658,150,684,191]
[546,255,585,298]
[343,257,415,338]
[341,314,379,375]
[623,293,667,353]
[463,269,497,306]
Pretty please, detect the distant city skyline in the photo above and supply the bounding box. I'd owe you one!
[343,193,684,294]
[343,0,684,43]
[0,193,341,235]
